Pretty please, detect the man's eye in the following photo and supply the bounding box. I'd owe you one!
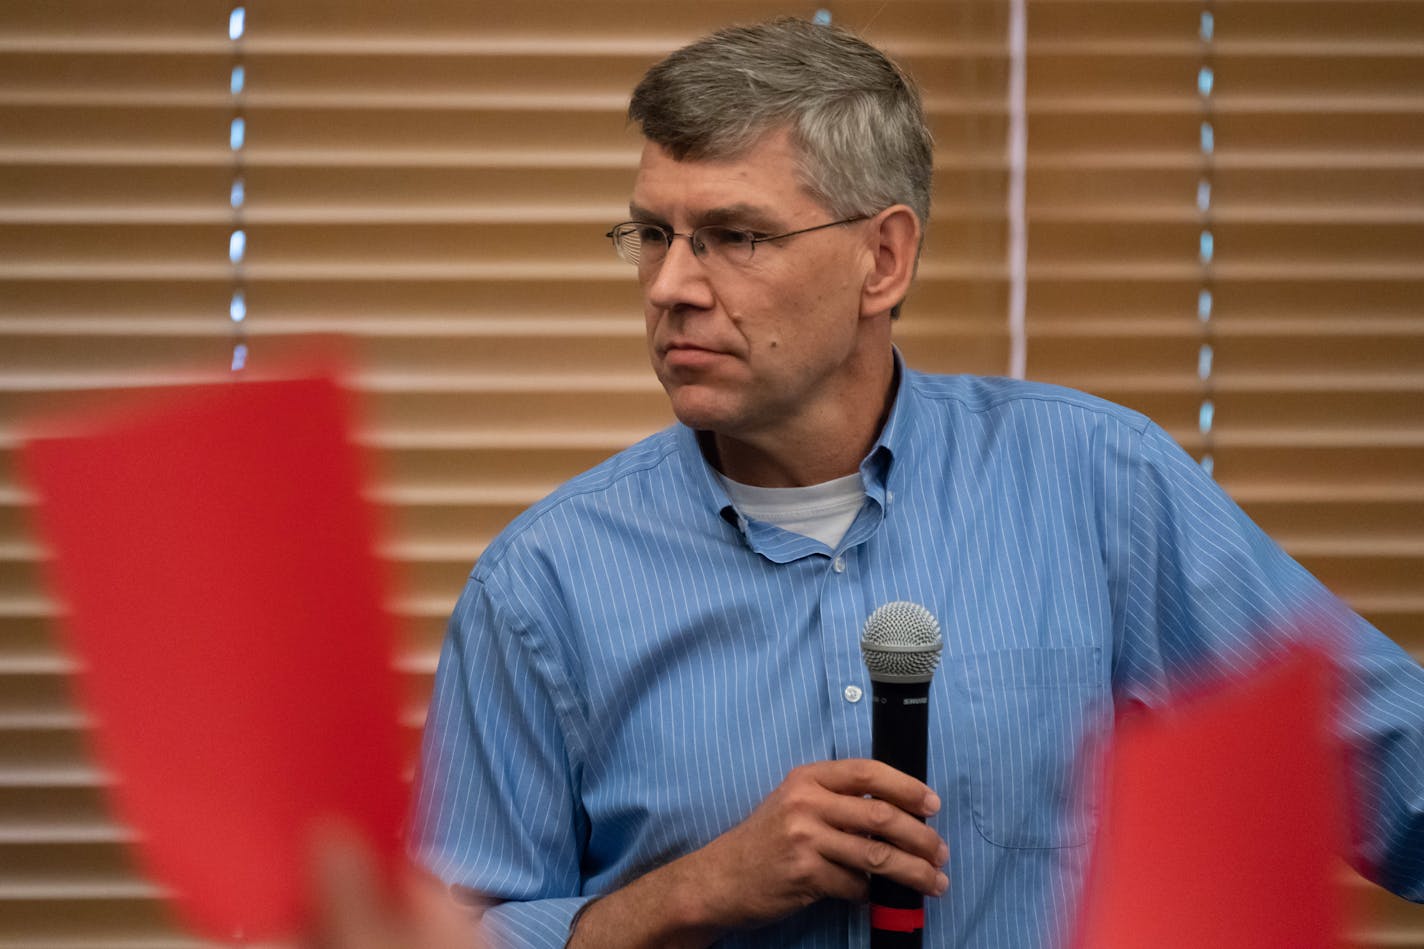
[635,225,669,244]
[705,227,754,247]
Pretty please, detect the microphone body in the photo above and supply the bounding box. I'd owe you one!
[869,678,931,948]
[860,602,943,949]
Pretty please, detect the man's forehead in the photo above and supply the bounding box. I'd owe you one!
[632,138,768,181]
[630,131,818,222]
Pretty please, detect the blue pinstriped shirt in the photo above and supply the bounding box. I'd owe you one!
[414,365,1424,948]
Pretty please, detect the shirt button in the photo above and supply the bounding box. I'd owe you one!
[832,556,846,573]
[844,685,863,703]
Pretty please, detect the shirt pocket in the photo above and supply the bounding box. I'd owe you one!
[957,645,1108,849]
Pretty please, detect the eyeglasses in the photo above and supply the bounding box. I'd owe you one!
[605,215,871,269]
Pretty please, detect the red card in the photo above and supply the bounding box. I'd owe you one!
[21,372,408,941]
[1072,647,1351,949]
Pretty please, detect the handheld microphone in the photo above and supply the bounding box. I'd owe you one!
[860,601,943,949]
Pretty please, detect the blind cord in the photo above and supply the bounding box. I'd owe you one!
[229,6,249,373]
[1197,4,1217,476]
[1007,0,1028,380]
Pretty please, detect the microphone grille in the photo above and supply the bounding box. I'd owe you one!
[860,601,943,683]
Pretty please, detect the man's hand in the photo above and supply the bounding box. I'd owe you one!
[568,759,948,949]
[694,759,948,925]
[305,831,478,949]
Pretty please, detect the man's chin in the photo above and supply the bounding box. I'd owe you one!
[664,387,742,435]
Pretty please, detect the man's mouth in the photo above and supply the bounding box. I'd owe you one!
[661,341,727,368]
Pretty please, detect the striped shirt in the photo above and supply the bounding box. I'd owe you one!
[413,364,1424,948]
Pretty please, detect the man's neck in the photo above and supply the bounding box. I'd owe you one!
[705,358,898,488]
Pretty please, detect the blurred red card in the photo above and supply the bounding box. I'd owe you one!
[1073,647,1351,949]
[21,372,408,941]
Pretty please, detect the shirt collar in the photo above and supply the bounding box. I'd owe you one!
[859,347,913,508]
[673,348,918,558]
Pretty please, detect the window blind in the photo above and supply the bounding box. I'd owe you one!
[1021,4,1422,938]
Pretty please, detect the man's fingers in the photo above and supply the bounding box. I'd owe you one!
[402,870,481,949]
[766,763,950,900]
[688,759,950,930]
[308,833,479,949]
[816,860,873,903]
[309,831,394,949]
[811,791,946,866]
[817,828,949,898]
[795,759,940,817]
[786,761,950,898]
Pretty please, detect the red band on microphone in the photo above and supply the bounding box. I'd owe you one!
[870,905,924,933]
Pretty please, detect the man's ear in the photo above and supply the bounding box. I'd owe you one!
[860,205,921,319]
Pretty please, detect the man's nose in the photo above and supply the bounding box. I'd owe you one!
[645,236,715,312]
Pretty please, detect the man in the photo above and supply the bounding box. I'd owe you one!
[414,18,1424,949]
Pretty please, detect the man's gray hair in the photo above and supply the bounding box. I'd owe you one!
[628,17,934,233]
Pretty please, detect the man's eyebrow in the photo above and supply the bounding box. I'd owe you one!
[627,203,667,225]
[700,204,782,231]
[626,203,782,231]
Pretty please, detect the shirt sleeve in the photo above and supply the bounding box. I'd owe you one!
[1109,420,1424,901]
[410,569,594,947]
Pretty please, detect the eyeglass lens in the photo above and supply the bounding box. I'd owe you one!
[613,225,753,268]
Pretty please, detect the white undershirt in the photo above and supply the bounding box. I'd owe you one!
[716,471,867,549]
